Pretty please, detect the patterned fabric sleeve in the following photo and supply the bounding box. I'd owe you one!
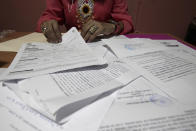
[111,0,134,34]
[36,0,65,32]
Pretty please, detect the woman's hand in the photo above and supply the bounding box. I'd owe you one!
[41,20,62,43]
[81,20,116,43]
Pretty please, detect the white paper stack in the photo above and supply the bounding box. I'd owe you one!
[1,29,196,131]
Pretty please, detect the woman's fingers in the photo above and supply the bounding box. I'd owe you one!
[52,21,62,43]
[87,26,102,42]
[81,20,104,42]
[41,20,62,43]
[81,20,94,38]
[41,19,115,43]
[46,22,58,43]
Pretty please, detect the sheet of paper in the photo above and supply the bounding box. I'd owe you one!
[0,68,6,75]
[0,32,47,52]
[5,62,139,122]
[155,39,196,57]
[0,108,59,131]
[98,77,196,131]
[102,38,167,58]
[62,92,116,131]
[123,49,196,104]
[0,81,2,88]
[0,27,106,80]
[0,68,6,82]
[88,41,117,62]
[0,84,115,131]
[0,86,65,131]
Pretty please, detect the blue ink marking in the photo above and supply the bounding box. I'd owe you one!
[150,94,173,107]
[124,44,133,50]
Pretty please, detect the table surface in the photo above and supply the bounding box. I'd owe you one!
[0,32,195,68]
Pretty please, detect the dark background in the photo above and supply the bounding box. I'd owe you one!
[0,0,196,39]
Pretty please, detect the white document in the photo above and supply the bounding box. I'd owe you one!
[99,77,196,131]
[156,39,196,57]
[0,68,6,74]
[88,41,117,62]
[123,49,196,104]
[155,39,196,57]
[62,92,116,131]
[1,27,106,80]
[0,108,59,131]
[0,85,115,131]
[5,62,139,122]
[155,40,181,47]
[0,86,65,131]
[102,38,167,58]
[0,68,7,82]
[0,68,6,80]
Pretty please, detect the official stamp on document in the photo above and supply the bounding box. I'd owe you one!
[150,94,173,107]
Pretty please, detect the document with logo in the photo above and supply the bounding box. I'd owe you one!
[0,27,106,80]
[102,38,166,58]
[123,48,196,104]
[98,77,196,131]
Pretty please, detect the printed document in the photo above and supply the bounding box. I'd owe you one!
[62,92,116,131]
[0,27,106,80]
[99,77,196,131]
[102,38,167,58]
[0,84,65,131]
[123,49,196,104]
[5,62,140,122]
[88,41,117,62]
[0,84,115,131]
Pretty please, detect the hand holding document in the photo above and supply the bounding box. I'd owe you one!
[0,27,106,80]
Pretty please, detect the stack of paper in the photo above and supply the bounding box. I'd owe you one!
[0,28,106,80]
[0,27,140,124]
[0,82,116,131]
[1,28,196,131]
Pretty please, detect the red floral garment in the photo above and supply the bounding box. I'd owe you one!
[36,0,134,34]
